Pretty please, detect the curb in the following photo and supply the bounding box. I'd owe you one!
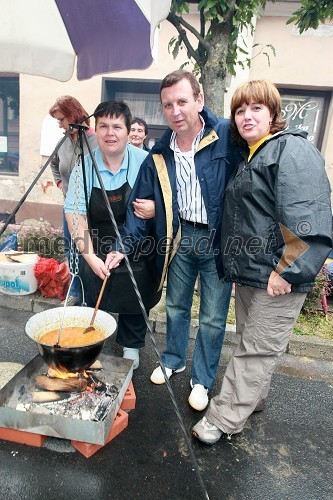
[287,334,333,361]
[1,292,332,362]
[153,317,333,361]
[0,291,61,313]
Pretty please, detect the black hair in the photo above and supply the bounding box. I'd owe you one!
[131,117,148,135]
[94,101,132,133]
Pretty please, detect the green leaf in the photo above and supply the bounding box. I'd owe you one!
[180,61,190,70]
[172,40,180,59]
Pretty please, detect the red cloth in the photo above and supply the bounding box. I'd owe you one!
[34,258,70,300]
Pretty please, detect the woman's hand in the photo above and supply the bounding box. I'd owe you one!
[84,254,109,280]
[132,198,155,219]
[267,271,292,297]
[105,251,125,270]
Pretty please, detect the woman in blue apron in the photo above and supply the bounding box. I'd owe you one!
[65,101,161,369]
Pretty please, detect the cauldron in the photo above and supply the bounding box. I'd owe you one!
[25,306,117,372]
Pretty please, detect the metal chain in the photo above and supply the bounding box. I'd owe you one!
[68,154,82,297]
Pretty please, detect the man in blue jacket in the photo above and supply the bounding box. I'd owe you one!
[108,70,239,411]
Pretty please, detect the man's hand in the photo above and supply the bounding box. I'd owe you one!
[132,198,155,219]
[105,251,125,270]
[267,271,292,297]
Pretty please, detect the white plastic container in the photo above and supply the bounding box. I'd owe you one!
[0,253,38,295]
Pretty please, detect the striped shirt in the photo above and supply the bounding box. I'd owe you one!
[170,117,207,224]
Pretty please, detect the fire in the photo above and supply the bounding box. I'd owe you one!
[48,366,79,379]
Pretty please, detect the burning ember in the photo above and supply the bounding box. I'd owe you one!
[0,353,133,445]
[16,360,119,422]
[47,366,82,379]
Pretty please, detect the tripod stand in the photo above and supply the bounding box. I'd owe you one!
[0,128,71,237]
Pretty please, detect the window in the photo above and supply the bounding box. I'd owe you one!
[0,76,19,174]
[279,88,331,149]
[102,78,167,147]
[115,91,166,126]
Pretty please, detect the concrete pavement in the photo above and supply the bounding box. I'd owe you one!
[0,304,332,500]
[0,290,332,361]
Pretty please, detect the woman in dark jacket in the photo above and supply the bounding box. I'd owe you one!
[193,80,332,444]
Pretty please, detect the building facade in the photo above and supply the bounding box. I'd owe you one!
[0,0,332,227]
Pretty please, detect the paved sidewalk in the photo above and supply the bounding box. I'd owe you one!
[0,289,332,361]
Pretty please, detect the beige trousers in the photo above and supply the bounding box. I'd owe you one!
[205,285,307,435]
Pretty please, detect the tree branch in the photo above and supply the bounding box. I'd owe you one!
[224,0,237,27]
[167,12,210,52]
[200,7,205,39]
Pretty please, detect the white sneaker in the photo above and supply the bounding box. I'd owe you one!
[123,348,139,370]
[188,380,209,411]
[192,417,223,445]
[150,365,186,385]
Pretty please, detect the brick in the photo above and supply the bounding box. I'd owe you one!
[0,427,47,447]
[120,380,136,410]
[71,409,129,458]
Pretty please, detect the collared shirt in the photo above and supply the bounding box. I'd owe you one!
[65,144,148,214]
[170,116,208,224]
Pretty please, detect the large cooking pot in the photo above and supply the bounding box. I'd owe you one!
[25,306,117,372]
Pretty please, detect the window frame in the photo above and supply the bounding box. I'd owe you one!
[102,77,168,146]
[277,87,331,150]
[0,75,19,175]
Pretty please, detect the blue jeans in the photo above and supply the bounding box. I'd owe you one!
[63,210,82,299]
[163,222,232,389]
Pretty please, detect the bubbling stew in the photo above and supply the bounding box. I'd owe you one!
[38,326,105,347]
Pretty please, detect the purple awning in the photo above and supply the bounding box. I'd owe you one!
[0,0,171,81]
[56,0,153,80]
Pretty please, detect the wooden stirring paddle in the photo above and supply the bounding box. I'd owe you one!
[83,273,109,334]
